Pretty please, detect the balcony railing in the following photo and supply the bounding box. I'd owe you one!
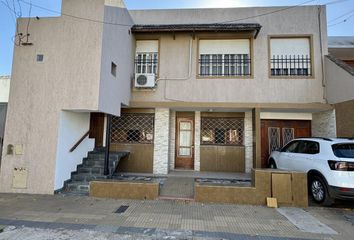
[271,55,312,76]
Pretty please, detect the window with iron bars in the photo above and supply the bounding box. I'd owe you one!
[111,113,155,144]
[135,52,158,74]
[201,117,244,146]
[199,54,251,77]
[271,55,312,76]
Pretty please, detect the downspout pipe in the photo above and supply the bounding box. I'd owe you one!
[104,114,112,176]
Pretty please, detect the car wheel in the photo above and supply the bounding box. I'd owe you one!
[310,175,333,205]
[269,159,277,169]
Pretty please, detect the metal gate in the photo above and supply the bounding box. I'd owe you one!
[0,104,7,162]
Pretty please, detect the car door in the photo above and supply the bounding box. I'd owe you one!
[277,140,300,170]
[290,140,320,172]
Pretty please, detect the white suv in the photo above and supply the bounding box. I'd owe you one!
[269,138,354,205]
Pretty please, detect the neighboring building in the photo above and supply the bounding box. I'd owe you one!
[0,0,334,195]
[0,76,10,163]
[326,37,354,138]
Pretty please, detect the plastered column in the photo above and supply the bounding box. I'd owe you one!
[194,111,201,171]
[244,111,253,173]
[169,110,176,171]
[153,108,170,174]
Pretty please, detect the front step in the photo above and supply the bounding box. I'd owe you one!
[159,177,195,199]
[61,149,129,195]
[158,196,195,202]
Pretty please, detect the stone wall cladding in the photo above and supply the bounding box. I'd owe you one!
[244,112,253,173]
[169,110,176,171]
[153,108,170,174]
[194,111,201,171]
[312,109,337,138]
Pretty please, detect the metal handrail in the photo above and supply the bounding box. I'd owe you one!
[69,130,90,153]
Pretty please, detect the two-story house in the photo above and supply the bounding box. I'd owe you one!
[0,0,334,195]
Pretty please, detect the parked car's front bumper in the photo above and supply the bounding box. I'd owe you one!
[329,186,354,200]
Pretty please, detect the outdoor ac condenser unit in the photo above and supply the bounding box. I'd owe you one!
[134,73,156,88]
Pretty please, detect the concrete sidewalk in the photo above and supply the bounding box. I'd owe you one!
[0,193,353,239]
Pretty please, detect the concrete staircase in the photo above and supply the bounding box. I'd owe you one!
[61,149,129,195]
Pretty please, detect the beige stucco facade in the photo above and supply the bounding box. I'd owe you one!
[130,6,328,105]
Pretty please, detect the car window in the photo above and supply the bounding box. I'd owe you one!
[332,143,354,158]
[297,140,320,154]
[281,141,299,153]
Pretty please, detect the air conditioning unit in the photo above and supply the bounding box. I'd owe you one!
[134,73,156,88]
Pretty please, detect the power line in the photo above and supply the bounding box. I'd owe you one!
[19,0,133,27]
[328,9,354,23]
[328,12,354,27]
[322,0,353,5]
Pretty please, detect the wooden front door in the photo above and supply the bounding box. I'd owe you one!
[89,113,105,148]
[261,120,311,168]
[175,113,195,169]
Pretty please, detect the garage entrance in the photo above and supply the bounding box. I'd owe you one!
[261,120,311,168]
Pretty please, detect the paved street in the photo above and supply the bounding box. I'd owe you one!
[0,193,353,239]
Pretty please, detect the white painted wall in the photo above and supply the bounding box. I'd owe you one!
[99,4,134,116]
[0,77,10,103]
[260,112,312,120]
[325,57,354,104]
[54,111,94,190]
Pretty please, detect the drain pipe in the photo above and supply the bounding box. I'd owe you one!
[104,114,112,176]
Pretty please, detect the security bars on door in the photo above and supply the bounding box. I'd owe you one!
[199,54,251,77]
[271,55,311,76]
[111,113,155,144]
[201,117,244,145]
[135,52,158,74]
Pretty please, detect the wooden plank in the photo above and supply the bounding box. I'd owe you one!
[89,113,105,147]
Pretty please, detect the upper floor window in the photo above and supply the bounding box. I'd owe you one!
[135,40,159,75]
[198,39,251,77]
[270,37,312,77]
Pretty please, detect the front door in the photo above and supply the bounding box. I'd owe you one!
[175,113,194,169]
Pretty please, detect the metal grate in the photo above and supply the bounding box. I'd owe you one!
[201,117,244,145]
[199,54,251,77]
[268,127,280,153]
[115,205,129,214]
[111,113,154,144]
[271,55,311,76]
[135,52,158,74]
[282,128,295,146]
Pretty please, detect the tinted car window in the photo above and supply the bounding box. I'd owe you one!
[332,143,354,158]
[281,141,299,153]
[297,141,320,154]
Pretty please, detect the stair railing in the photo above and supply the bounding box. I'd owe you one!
[69,130,90,153]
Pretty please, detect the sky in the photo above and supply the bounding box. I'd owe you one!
[1,0,354,75]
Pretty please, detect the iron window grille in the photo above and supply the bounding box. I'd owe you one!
[111,113,155,144]
[135,52,158,74]
[199,54,251,77]
[271,55,312,76]
[201,117,244,146]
